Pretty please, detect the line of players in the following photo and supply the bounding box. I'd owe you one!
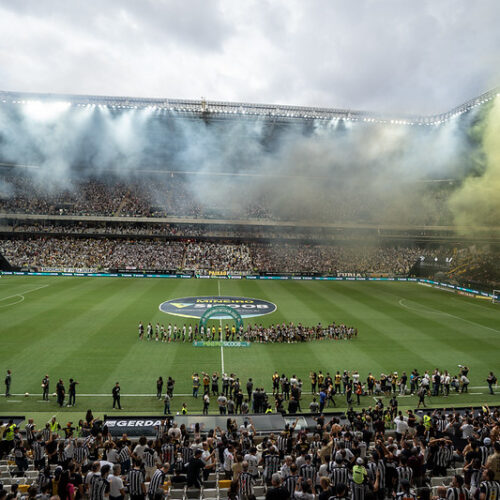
[138,321,358,343]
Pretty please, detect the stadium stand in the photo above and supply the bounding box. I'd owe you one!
[0,404,499,500]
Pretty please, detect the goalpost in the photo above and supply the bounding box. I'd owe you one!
[493,290,500,304]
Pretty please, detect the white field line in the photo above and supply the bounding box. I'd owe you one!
[398,298,500,334]
[0,296,25,307]
[11,386,493,398]
[0,284,49,308]
[218,280,224,374]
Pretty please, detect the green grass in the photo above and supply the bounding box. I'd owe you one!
[0,276,499,427]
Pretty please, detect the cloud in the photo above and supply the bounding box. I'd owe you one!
[0,0,498,113]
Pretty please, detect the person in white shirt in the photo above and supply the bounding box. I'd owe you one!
[223,444,235,479]
[106,442,119,464]
[280,456,293,478]
[108,464,125,500]
[168,424,181,441]
[394,413,409,439]
[243,447,259,478]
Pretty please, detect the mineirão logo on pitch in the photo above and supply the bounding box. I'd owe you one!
[159,296,277,319]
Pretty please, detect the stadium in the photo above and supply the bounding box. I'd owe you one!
[1,87,500,496]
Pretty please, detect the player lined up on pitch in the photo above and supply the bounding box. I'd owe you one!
[138,321,358,343]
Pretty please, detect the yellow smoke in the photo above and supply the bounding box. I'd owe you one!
[448,96,500,233]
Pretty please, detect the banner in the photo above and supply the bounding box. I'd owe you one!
[192,340,251,347]
[1,271,496,299]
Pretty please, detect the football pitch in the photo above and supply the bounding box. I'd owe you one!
[0,275,499,424]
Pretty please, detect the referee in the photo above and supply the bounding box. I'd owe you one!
[128,458,146,500]
[148,464,170,500]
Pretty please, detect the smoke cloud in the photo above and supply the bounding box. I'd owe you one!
[0,98,496,231]
[448,96,500,232]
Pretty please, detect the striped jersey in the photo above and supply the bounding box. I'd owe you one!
[350,482,365,500]
[118,446,130,463]
[299,463,316,484]
[330,465,350,488]
[25,423,35,442]
[144,450,157,468]
[480,446,493,466]
[32,441,45,462]
[180,446,193,465]
[436,446,454,468]
[90,475,109,500]
[264,454,281,480]
[470,469,482,490]
[41,428,51,442]
[367,461,385,489]
[395,492,417,500]
[161,443,176,465]
[148,469,166,496]
[479,481,500,500]
[446,486,470,500]
[127,468,145,496]
[74,445,88,464]
[283,474,299,498]
[277,435,288,453]
[238,471,255,498]
[396,466,413,491]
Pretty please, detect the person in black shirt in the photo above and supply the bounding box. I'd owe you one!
[68,462,84,500]
[318,476,334,500]
[288,396,298,414]
[246,378,253,401]
[42,375,50,401]
[186,449,206,488]
[167,377,175,398]
[68,379,78,407]
[156,377,163,399]
[56,379,65,407]
[265,473,290,500]
[5,370,11,397]
[170,469,187,485]
[112,382,121,409]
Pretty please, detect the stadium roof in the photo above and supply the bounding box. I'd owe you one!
[1,87,499,126]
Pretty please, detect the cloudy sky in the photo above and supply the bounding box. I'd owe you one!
[0,0,499,115]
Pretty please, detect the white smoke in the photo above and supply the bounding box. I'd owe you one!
[0,99,487,227]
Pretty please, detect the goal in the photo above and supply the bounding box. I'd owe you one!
[493,290,500,304]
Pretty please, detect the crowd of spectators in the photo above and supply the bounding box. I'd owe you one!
[0,237,432,275]
[0,174,267,220]
[0,238,185,271]
[448,250,500,289]
[184,244,253,273]
[250,245,423,275]
[0,399,498,500]
[1,221,353,242]
[0,171,457,226]
[7,223,205,238]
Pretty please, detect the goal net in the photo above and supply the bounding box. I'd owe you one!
[493,290,500,304]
